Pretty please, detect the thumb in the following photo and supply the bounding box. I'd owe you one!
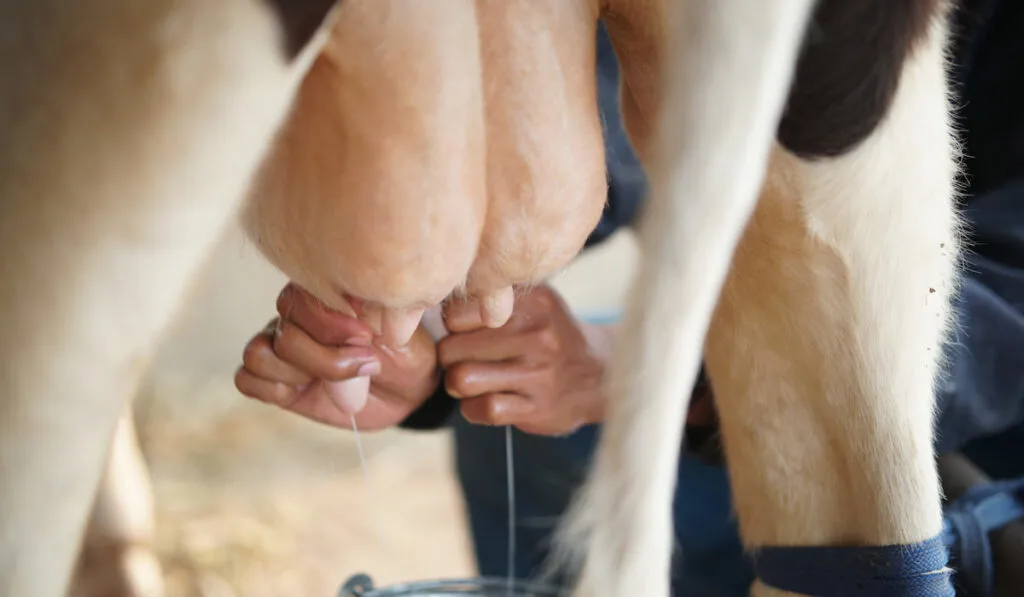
[277,283,375,347]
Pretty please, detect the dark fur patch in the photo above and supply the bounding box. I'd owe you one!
[776,0,943,159]
[264,0,339,60]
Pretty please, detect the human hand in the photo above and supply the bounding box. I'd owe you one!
[234,283,440,431]
[438,285,611,436]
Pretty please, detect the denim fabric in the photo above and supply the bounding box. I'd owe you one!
[452,417,754,596]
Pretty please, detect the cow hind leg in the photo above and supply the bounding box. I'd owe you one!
[0,1,339,595]
[553,1,817,596]
[70,408,162,597]
[705,10,958,596]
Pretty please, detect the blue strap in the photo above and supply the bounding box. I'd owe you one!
[941,477,1024,597]
[576,310,622,326]
[752,535,955,596]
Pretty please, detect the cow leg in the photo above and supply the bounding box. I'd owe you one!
[0,2,339,595]
[69,408,162,597]
[555,1,817,596]
[704,15,958,597]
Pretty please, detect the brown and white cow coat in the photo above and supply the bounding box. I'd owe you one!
[0,0,960,596]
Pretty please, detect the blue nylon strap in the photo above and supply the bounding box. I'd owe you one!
[941,477,1024,597]
[576,306,1024,596]
[752,535,955,596]
[576,310,622,326]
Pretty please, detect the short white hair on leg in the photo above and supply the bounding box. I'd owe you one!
[548,1,818,596]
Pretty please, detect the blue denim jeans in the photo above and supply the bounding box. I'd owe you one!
[452,413,1024,596]
[452,416,754,596]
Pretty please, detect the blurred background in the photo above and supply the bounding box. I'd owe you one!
[133,221,639,597]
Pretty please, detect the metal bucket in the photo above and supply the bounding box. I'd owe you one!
[338,574,563,597]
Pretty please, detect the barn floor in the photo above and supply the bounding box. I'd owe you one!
[134,225,638,597]
[137,381,474,597]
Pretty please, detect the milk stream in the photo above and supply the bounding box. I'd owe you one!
[349,305,520,594]
[505,425,517,595]
[351,415,369,482]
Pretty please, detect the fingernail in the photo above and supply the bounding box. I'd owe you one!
[356,362,381,377]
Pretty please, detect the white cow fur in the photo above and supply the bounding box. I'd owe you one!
[70,410,163,597]
[558,1,958,596]
[0,1,959,596]
[0,1,340,595]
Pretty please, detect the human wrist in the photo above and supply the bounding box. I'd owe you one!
[397,370,456,430]
[401,365,442,411]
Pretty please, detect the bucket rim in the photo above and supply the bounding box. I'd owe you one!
[339,574,564,596]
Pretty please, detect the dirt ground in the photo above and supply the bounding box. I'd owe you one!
[137,383,474,597]
[133,225,637,597]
